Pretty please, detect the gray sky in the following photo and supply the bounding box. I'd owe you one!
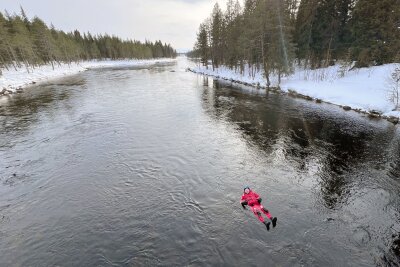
[1,0,228,52]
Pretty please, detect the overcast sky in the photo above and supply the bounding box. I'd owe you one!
[1,0,229,52]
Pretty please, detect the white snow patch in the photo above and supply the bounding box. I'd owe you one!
[191,63,400,119]
[0,58,176,92]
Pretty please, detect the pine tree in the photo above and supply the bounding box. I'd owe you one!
[0,12,17,70]
[294,0,355,68]
[272,0,295,82]
[310,0,340,67]
[195,23,209,67]
[350,0,400,67]
[31,17,59,68]
[294,0,318,66]
[210,3,224,69]
[9,14,37,70]
[336,0,355,59]
[224,0,242,68]
[19,6,30,30]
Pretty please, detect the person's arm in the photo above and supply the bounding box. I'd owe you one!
[251,192,262,203]
[240,195,248,209]
[253,192,262,203]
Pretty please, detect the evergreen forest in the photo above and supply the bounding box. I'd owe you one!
[192,0,400,86]
[0,8,177,73]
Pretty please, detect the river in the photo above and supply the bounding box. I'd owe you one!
[0,57,399,266]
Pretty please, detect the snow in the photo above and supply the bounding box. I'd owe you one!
[2,57,399,120]
[190,63,400,118]
[0,58,176,92]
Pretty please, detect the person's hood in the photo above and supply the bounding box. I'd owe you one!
[244,186,251,193]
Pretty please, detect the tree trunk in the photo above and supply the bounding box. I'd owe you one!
[261,36,270,87]
[325,36,333,68]
[6,45,18,71]
[278,69,281,84]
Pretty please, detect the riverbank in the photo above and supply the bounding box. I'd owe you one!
[189,63,400,123]
[0,58,177,95]
[1,57,399,266]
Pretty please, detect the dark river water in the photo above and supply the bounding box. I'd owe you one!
[0,57,399,266]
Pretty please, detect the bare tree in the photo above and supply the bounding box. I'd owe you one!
[388,66,400,110]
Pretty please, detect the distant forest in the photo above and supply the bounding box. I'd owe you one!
[0,8,177,72]
[191,0,400,85]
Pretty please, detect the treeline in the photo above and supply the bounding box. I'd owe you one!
[192,0,400,85]
[0,8,177,72]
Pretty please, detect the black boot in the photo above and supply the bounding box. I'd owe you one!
[272,217,277,228]
[264,221,271,231]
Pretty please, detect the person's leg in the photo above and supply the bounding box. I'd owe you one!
[260,205,272,220]
[251,206,264,222]
[261,205,277,227]
[252,206,270,230]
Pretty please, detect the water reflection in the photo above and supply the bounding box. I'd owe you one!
[0,76,86,149]
[200,78,399,209]
[1,59,399,266]
[390,234,400,263]
[198,77,400,264]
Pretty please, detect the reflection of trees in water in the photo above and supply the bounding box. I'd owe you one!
[199,80,397,209]
[202,76,209,87]
[377,232,400,266]
[382,134,400,265]
[0,77,86,148]
[390,233,400,264]
[386,133,400,183]
[388,158,400,180]
[183,76,400,265]
[315,129,366,208]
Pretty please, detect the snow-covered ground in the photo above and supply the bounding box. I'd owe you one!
[2,57,399,120]
[0,58,176,92]
[190,63,400,119]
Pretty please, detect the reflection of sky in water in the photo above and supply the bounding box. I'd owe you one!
[201,77,400,264]
[202,77,400,208]
[0,61,399,266]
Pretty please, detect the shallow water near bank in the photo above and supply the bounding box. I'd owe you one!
[0,57,399,266]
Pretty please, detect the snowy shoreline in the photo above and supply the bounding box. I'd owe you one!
[189,63,400,123]
[0,58,176,94]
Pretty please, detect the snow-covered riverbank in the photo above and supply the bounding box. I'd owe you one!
[190,63,400,121]
[0,58,176,93]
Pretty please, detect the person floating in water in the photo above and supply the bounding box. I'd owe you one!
[240,186,277,230]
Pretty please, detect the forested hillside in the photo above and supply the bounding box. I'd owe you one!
[192,0,400,86]
[0,8,177,73]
